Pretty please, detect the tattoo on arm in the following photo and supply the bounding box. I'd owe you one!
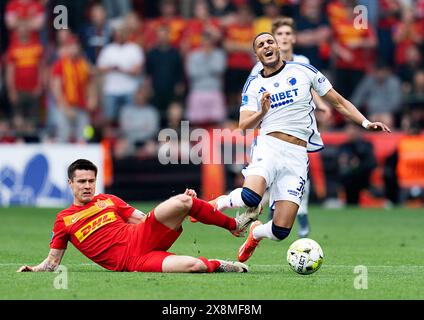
[39,249,64,272]
[42,260,58,272]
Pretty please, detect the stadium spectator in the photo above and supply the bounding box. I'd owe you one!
[145,25,185,123]
[45,28,73,66]
[209,0,237,25]
[143,0,186,51]
[156,100,188,163]
[223,4,255,117]
[185,31,227,127]
[402,70,424,130]
[377,0,402,65]
[392,6,424,66]
[396,44,423,93]
[117,84,160,157]
[5,0,46,45]
[295,0,331,69]
[253,1,281,34]
[97,22,144,126]
[50,35,97,143]
[102,0,132,21]
[327,0,378,102]
[17,159,259,273]
[5,24,44,132]
[180,0,222,56]
[351,60,402,128]
[337,123,377,205]
[44,29,74,139]
[125,11,146,49]
[167,100,185,131]
[78,2,112,65]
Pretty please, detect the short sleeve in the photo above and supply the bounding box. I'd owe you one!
[311,70,333,97]
[240,76,259,112]
[109,195,136,221]
[50,217,69,250]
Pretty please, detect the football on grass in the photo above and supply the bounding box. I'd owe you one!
[287,238,324,275]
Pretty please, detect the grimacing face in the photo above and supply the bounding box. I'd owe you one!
[68,169,96,205]
[273,25,296,53]
[254,33,281,68]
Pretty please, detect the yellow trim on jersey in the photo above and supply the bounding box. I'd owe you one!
[63,198,114,226]
[74,211,116,243]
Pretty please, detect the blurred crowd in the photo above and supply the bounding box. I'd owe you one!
[0,0,424,160]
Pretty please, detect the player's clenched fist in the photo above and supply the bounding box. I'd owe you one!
[260,91,271,115]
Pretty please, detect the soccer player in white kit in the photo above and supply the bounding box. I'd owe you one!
[212,32,391,263]
[248,17,332,238]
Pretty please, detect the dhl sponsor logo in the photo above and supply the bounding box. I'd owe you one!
[63,198,114,226]
[74,211,116,243]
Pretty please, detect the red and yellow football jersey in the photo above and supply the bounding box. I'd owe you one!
[50,194,135,271]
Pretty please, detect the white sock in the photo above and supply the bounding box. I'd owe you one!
[216,188,246,211]
[252,220,278,241]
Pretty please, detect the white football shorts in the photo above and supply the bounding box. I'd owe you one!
[242,135,309,206]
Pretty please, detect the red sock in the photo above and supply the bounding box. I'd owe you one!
[189,198,236,231]
[198,257,221,273]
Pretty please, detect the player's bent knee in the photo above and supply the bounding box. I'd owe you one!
[271,223,291,241]
[241,187,262,207]
[172,194,193,212]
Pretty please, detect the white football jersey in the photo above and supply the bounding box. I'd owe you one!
[240,61,332,152]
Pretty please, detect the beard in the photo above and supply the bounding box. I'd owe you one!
[261,50,281,68]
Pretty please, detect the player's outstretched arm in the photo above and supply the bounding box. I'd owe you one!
[312,91,332,122]
[322,88,391,132]
[17,249,65,272]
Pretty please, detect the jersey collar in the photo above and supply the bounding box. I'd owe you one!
[260,60,286,78]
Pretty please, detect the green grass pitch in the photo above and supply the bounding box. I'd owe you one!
[0,204,423,300]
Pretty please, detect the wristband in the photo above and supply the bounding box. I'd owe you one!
[361,119,371,129]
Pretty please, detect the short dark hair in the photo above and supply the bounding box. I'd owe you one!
[252,32,275,50]
[68,159,98,180]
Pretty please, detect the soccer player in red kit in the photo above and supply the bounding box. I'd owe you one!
[17,159,261,273]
